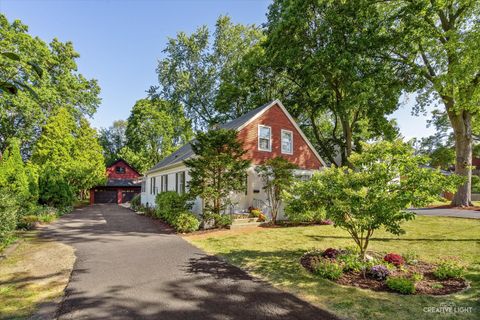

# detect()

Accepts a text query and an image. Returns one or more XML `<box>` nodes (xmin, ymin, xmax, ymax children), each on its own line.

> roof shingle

<box><xmin>147</xmin><ymin>101</ymin><xmax>274</xmax><ymax>173</ymax></box>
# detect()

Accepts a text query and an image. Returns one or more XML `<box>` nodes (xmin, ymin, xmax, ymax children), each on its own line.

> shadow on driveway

<box><xmin>44</xmin><ymin>204</ymin><xmax>337</xmax><ymax>320</ymax></box>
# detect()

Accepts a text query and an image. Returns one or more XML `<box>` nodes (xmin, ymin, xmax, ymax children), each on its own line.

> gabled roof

<box><xmin>105</xmin><ymin>178</ymin><xmax>142</xmax><ymax>187</ymax></box>
<box><xmin>146</xmin><ymin>99</ymin><xmax>326</xmax><ymax>173</ymax></box>
<box><xmin>107</xmin><ymin>158</ymin><xmax>141</xmax><ymax>176</ymax></box>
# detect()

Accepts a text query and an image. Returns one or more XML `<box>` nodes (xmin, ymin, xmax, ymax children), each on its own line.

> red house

<box><xmin>90</xmin><ymin>159</ymin><xmax>142</xmax><ymax>204</ymax></box>
<box><xmin>141</xmin><ymin>100</ymin><xmax>326</xmax><ymax>217</ymax></box>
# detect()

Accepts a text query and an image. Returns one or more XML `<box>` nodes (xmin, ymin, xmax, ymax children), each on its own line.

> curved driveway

<box><xmin>43</xmin><ymin>204</ymin><xmax>337</xmax><ymax>320</ymax></box>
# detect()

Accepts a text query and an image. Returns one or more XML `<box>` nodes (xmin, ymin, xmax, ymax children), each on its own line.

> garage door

<box><xmin>94</xmin><ymin>190</ymin><xmax>117</xmax><ymax>203</ymax></box>
<box><xmin>121</xmin><ymin>191</ymin><xmax>138</xmax><ymax>203</ymax></box>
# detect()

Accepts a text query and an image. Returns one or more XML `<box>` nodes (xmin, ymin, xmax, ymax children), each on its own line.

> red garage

<box><xmin>90</xmin><ymin>159</ymin><xmax>142</xmax><ymax>204</ymax></box>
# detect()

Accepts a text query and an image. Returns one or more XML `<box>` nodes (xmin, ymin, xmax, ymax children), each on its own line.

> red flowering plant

<box><xmin>384</xmin><ymin>253</ymin><xmax>405</xmax><ymax>267</ymax></box>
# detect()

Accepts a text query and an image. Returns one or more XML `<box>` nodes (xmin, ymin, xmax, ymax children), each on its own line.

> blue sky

<box><xmin>1</xmin><ymin>0</ymin><xmax>435</xmax><ymax>140</ymax></box>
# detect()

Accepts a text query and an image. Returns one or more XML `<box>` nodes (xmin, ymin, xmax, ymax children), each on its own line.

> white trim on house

<box><xmin>281</xmin><ymin>129</ymin><xmax>293</xmax><ymax>155</ymax></box>
<box><xmin>258</xmin><ymin>124</ymin><xmax>272</xmax><ymax>152</ymax></box>
<box><xmin>235</xmin><ymin>99</ymin><xmax>327</xmax><ymax>167</ymax></box>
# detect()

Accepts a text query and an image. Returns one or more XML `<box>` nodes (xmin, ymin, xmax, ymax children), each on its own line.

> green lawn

<box><xmin>185</xmin><ymin>216</ymin><xmax>480</xmax><ymax>320</ymax></box>
<box><xmin>0</xmin><ymin>231</ymin><xmax>75</xmax><ymax>319</ymax></box>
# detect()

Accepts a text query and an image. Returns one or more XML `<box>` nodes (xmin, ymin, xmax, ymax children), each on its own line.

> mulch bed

<box><xmin>301</xmin><ymin>253</ymin><xmax>469</xmax><ymax>295</ymax></box>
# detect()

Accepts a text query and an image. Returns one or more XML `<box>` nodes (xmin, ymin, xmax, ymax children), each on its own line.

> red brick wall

<box><xmin>237</xmin><ymin>104</ymin><xmax>323</xmax><ymax>170</ymax></box>
<box><xmin>106</xmin><ymin>160</ymin><xmax>140</xmax><ymax>179</ymax></box>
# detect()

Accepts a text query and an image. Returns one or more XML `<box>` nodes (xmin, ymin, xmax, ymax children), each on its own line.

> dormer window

<box><xmin>281</xmin><ymin>130</ymin><xmax>293</xmax><ymax>154</ymax></box>
<box><xmin>258</xmin><ymin>125</ymin><xmax>271</xmax><ymax>151</ymax></box>
<box><xmin>115</xmin><ymin>166</ymin><xmax>126</xmax><ymax>174</ymax></box>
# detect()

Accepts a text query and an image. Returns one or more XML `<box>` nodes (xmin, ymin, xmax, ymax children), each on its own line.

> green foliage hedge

<box><xmin>172</xmin><ymin>212</ymin><xmax>200</xmax><ymax>233</ymax></box>
<box><xmin>0</xmin><ymin>192</ymin><xmax>19</xmax><ymax>243</ymax></box>
<box><xmin>154</xmin><ymin>192</ymin><xmax>198</xmax><ymax>232</ymax></box>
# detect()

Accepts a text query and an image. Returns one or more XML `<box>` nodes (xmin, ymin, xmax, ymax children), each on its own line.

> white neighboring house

<box><xmin>141</xmin><ymin>100</ymin><xmax>327</xmax><ymax>219</ymax></box>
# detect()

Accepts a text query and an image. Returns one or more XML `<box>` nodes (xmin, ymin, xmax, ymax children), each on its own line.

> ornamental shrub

<box><xmin>249</xmin><ymin>209</ymin><xmax>262</xmax><ymax>218</ymax></box>
<box><xmin>0</xmin><ymin>192</ymin><xmax>19</xmax><ymax>244</ymax></box>
<box><xmin>257</xmin><ymin>213</ymin><xmax>267</xmax><ymax>222</ymax></box>
<box><xmin>386</xmin><ymin>276</ymin><xmax>416</xmax><ymax>294</ymax></box>
<box><xmin>338</xmin><ymin>252</ymin><xmax>369</xmax><ymax>272</ymax></box>
<box><xmin>433</xmin><ymin>258</ymin><xmax>466</xmax><ymax>279</ymax></box>
<box><xmin>172</xmin><ymin>212</ymin><xmax>200</xmax><ymax>233</ymax></box>
<box><xmin>130</xmin><ymin>194</ymin><xmax>141</xmax><ymax>211</ymax></box>
<box><xmin>311</xmin><ymin>257</ymin><xmax>344</xmax><ymax>280</ymax></box>
<box><xmin>18</xmin><ymin>215</ymin><xmax>40</xmax><ymax>230</ymax></box>
<box><xmin>155</xmin><ymin>191</ymin><xmax>192</xmax><ymax>224</ymax></box>
<box><xmin>203</xmin><ymin>212</ymin><xmax>232</xmax><ymax>229</ymax></box>
<box><xmin>367</xmin><ymin>265</ymin><xmax>390</xmax><ymax>281</ymax></box>
<box><xmin>384</xmin><ymin>253</ymin><xmax>405</xmax><ymax>267</ymax></box>
<box><xmin>38</xmin><ymin>170</ymin><xmax>75</xmax><ymax>207</ymax></box>
<box><xmin>322</xmin><ymin>248</ymin><xmax>340</xmax><ymax>259</ymax></box>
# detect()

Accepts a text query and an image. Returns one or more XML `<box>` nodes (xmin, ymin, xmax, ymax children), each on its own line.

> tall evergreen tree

<box><xmin>71</xmin><ymin>118</ymin><xmax>106</xmax><ymax>198</ymax></box>
<box><xmin>184</xmin><ymin>129</ymin><xmax>250</xmax><ymax>214</ymax></box>
<box><xmin>0</xmin><ymin>138</ymin><xmax>30</xmax><ymax>202</ymax></box>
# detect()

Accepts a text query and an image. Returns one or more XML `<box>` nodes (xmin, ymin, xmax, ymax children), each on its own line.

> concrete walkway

<box><xmin>410</xmin><ymin>207</ymin><xmax>480</xmax><ymax>219</ymax></box>
<box><xmin>42</xmin><ymin>204</ymin><xmax>337</xmax><ymax>320</ymax></box>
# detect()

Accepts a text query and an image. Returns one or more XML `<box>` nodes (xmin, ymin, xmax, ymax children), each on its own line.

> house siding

<box><xmin>141</xmin><ymin>165</ymin><xmax>203</xmax><ymax>214</ymax></box>
<box><xmin>107</xmin><ymin>160</ymin><xmax>140</xmax><ymax>179</ymax></box>
<box><xmin>236</xmin><ymin>104</ymin><xmax>323</xmax><ymax>170</ymax></box>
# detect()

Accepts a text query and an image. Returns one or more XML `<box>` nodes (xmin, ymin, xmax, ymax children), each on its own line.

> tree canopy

<box><xmin>0</xmin><ymin>14</ymin><xmax>101</xmax><ymax>157</ymax></box>
<box><xmin>124</xmin><ymin>99</ymin><xmax>192</xmax><ymax>172</ymax></box>
<box><xmin>385</xmin><ymin>0</ymin><xmax>480</xmax><ymax>205</ymax></box>
<box><xmin>153</xmin><ymin>15</ymin><xmax>264</xmax><ymax>130</ymax></box>
<box><xmin>265</xmin><ymin>0</ymin><xmax>403</xmax><ymax>165</ymax></box>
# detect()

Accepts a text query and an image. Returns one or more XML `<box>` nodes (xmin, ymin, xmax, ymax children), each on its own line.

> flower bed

<box><xmin>301</xmin><ymin>249</ymin><xmax>468</xmax><ymax>295</ymax></box>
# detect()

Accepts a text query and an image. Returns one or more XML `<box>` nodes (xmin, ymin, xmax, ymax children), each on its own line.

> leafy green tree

<box><xmin>0</xmin><ymin>51</ymin><xmax>42</xmax><ymax>97</ymax></box>
<box><xmin>265</xmin><ymin>0</ymin><xmax>403</xmax><ymax>165</ymax></box>
<box><xmin>71</xmin><ymin>118</ymin><xmax>106</xmax><ymax>198</ymax></box>
<box><xmin>296</xmin><ymin>140</ymin><xmax>463</xmax><ymax>259</ymax></box>
<box><xmin>31</xmin><ymin>107</ymin><xmax>76</xmax><ymax>174</ymax></box>
<box><xmin>124</xmin><ymin>99</ymin><xmax>193</xmax><ymax>172</ymax></box>
<box><xmin>153</xmin><ymin>15</ymin><xmax>262</xmax><ymax>130</ymax></box>
<box><xmin>0</xmin><ymin>14</ymin><xmax>100</xmax><ymax>156</ymax></box>
<box><xmin>184</xmin><ymin>129</ymin><xmax>250</xmax><ymax>215</ymax></box>
<box><xmin>255</xmin><ymin>157</ymin><xmax>297</xmax><ymax>224</ymax></box>
<box><xmin>32</xmin><ymin>107</ymin><xmax>103</xmax><ymax>203</ymax></box>
<box><xmin>32</xmin><ymin>107</ymin><xmax>76</xmax><ymax>205</ymax></box>
<box><xmin>386</xmin><ymin>0</ymin><xmax>480</xmax><ymax>206</ymax></box>
<box><xmin>99</xmin><ymin>120</ymin><xmax>128</xmax><ymax>165</ymax></box>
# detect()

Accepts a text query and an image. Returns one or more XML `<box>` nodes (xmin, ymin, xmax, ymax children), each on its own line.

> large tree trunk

<box><xmin>448</xmin><ymin>109</ymin><xmax>473</xmax><ymax>207</ymax></box>
<box><xmin>340</xmin><ymin>116</ymin><xmax>353</xmax><ymax>166</ymax></box>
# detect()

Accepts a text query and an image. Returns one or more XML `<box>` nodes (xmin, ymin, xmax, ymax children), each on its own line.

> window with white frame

<box><xmin>258</xmin><ymin>125</ymin><xmax>271</xmax><ymax>151</ymax></box>
<box><xmin>281</xmin><ymin>129</ymin><xmax>293</xmax><ymax>154</ymax></box>
<box><xmin>176</xmin><ymin>171</ymin><xmax>185</xmax><ymax>194</ymax></box>
<box><xmin>161</xmin><ymin>174</ymin><xmax>168</xmax><ymax>192</ymax></box>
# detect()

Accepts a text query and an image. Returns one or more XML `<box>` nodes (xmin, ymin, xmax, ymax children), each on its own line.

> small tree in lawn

<box><xmin>303</xmin><ymin>140</ymin><xmax>463</xmax><ymax>260</ymax></box>
<box><xmin>184</xmin><ymin>129</ymin><xmax>250</xmax><ymax>215</ymax></box>
<box><xmin>255</xmin><ymin>157</ymin><xmax>297</xmax><ymax>224</ymax></box>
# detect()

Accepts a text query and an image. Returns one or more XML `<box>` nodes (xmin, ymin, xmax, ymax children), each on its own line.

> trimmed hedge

<box><xmin>154</xmin><ymin>192</ymin><xmax>198</xmax><ymax>233</ymax></box>
<box><xmin>172</xmin><ymin>212</ymin><xmax>200</xmax><ymax>233</ymax></box>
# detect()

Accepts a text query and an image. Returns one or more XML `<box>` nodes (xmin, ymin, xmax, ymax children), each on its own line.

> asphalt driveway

<box><xmin>410</xmin><ymin>207</ymin><xmax>480</xmax><ymax>219</ymax></box>
<box><xmin>42</xmin><ymin>204</ymin><xmax>337</xmax><ymax>320</ymax></box>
